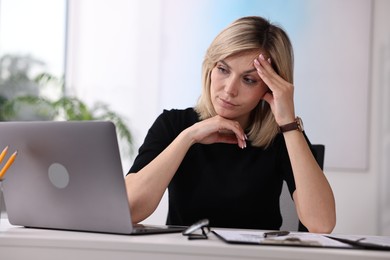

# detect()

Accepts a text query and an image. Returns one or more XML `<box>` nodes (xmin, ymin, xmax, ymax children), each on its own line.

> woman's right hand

<box><xmin>186</xmin><ymin>115</ymin><xmax>247</xmax><ymax>149</ymax></box>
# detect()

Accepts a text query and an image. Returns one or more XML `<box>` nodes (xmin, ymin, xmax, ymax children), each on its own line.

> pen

<box><xmin>0</xmin><ymin>150</ymin><xmax>17</xmax><ymax>180</ymax></box>
<box><xmin>263</xmin><ymin>231</ymin><xmax>290</xmax><ymax>238</ymax></box>
<box><xmin>0</xmin><ymin>146</ymin><xmax>8</xmax><ymax>164</ymax></box>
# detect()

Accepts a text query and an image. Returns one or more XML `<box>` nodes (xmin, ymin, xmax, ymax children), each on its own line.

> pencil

<box><xmin>0</xmin><ymin>146</ymin><xmax>8</xmax><ymax>164</ymax></box>
<box><xmin>0</xmin><ymin>150</ymin><xmax>17</xmax><ymax>180</ymax></box>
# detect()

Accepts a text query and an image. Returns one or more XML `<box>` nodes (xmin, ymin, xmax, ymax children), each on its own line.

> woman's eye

<box><xmin>217</xmin><ymin>66</ymin><xmax>228</xmax><ymax>74</ymax></box>
<box><xmin>244</xmin><ymin>77</ymin><xmax>256</xmax><ymax>84</ymax></box>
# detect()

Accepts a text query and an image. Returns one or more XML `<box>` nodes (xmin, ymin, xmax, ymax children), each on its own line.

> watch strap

<box><xmin>279</xmin><ymin>117</ymin><xmax>303</xmax><ymax>133</ymax></box>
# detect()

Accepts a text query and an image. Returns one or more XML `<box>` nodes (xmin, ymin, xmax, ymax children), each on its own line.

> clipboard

<box><xmin>326</xmin><ymin>235</ymin><xmax>390</xmax><ymax>251</ymax></box>
<box><xmin>213</xmin><ymin>229</ymin><xmax>390</xmax><ymax>251</ymax></box>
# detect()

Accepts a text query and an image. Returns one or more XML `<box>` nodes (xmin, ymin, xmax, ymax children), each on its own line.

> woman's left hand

<box><xmin>254</xmin><ymin>53</ymin><xmax>296</xmax><ymax>126</ymax></box>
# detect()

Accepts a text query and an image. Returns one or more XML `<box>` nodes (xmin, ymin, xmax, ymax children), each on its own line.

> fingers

<box><xmin>217</xmin><ymin>130</ymin><xmax>245</xmax><ymax>148</ymax></box>
<box><xmin>193</xmin><ymin>116</ymin><xmax>247</xmax><ymax>149</ymax></box>
<box><xmin>253</xmin><ymin>54</ymin><xmax>284</xmax><ymax>90</ymax></box>
<box><xmin>253</xmin><ymin>54</ymin><xmax>296</xmax><ymax>125</ymax></box>
<box><xmin>254</xmin><ymin>53</ymin><xmax>295</xmax><ymax>105</ymax></box>
<box><xmin>217</xmin><ymin>121</ymin><xmax>247</xmax><ymax>149</ymax></box>
<box><xmin>218</xmin><ymin>127</ymin><xmax>248</xmax><ymax>149</ymax></box>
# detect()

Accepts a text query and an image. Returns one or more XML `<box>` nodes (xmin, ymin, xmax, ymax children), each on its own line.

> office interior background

<box><xmin>0</xmin><ymin>0</ymin><xmax>389</xmax><ymax>236</ymax></box>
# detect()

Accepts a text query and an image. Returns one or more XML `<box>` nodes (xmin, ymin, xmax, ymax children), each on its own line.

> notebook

<box><xmin>0</xmin><ymin>120</ymin><xmax>185</xmax><ymax>235</ymax></box>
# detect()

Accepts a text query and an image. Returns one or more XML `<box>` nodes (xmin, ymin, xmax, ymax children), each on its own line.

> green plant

<box><xmin>1</xmin><ymin>94</ymin><xmax>134</xmax><ymax>156</ymax></box>
<box><xmin>0</xmin><ymin>55</ymin><xmax>133</xmax><ymax>156</ymax></box>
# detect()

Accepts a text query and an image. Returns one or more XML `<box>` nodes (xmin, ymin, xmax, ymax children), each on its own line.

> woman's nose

<box><xmin>224</xmin><ymin>77</ymin><xmax>239</xmax><ymax>97</ymax></box>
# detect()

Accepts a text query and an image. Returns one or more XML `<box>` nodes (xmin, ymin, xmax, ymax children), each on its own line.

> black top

<box><xmin>129</xmin><ymin>108</ymin><xmax>309</xmax><ymax>230</ymax></box>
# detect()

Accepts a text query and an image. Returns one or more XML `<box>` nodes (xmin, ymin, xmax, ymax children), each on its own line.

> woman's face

<box><xmin>210</xmin><ymin>51</ymin><xmax>269</xmax><ymax>128</ymax></box>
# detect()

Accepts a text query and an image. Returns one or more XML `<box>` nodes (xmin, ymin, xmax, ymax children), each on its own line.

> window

<box><xmin>0</xmin><ymin>0</ymin><xmax>67</xmax><ymax>119</ymax></box>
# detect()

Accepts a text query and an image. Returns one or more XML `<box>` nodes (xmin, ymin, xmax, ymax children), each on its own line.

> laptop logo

<box><xmin>48</xmin><ymin>163</ymin><xmax>70</xmax><ymax>189</ymax></box>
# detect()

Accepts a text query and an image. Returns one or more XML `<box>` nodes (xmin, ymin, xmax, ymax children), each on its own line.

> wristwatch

<box><xmin>279</xmin><ymin>117</ymin><xmax>304</xmax><ymax>133</ymax></box>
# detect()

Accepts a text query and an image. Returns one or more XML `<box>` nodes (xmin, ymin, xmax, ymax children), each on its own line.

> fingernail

<box><xmin>259</xmin><ymin>54</ymin><xmax>265</xmax><ymax>60</ymax></box>
<box><xmin>254</xmin><ymin>60</ymin><xmax>262</xmax><ymax>73</ymax></box>
<box><xmin>267</xmin><ymin>58</ymin><xmax>271</xmax><ymax>64</ymax></box>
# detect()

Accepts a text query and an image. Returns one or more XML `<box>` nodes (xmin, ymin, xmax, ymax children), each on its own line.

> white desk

<box><xmin>0</xmin><ymin>220</ymin><xmax>389</xmax><ymax>260</ymax></box>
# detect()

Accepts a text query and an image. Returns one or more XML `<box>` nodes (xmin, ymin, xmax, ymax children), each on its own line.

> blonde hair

<box><xmin>195</xmin><ymin>16</ymin><xmax>294</xmax><ymax>148</ymax></box>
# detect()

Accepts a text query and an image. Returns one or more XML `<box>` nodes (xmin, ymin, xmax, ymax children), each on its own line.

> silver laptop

<box><xmin>0</xmin><ymin>120</ymin><xmax>184</xmax><ymax>235</ymax></box>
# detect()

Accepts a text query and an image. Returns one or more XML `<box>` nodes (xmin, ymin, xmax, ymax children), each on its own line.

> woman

<box><xmin>125</xmin><ymin>16</ymin><xmax>336</xmax><ymax>233</ymax></box>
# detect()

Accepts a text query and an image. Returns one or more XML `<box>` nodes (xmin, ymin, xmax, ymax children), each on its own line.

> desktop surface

<box><xmin>1</xmin><ymin>219</ymin><xmax>389</xmax><ymax>260</ymax></box>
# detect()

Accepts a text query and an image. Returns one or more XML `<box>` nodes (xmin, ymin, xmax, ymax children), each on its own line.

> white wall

<box><xmin>66</xmin><ymin>0</ymin><xmax>163</xmax><ymax>172</ymax></box>
<box><xmin>370</xmin><ymin>0</ymin><xmax>390</xmax><ymax>235</ymax></box>
<box><xmin>324</xmin><ymin>0</ymin><xmax>390</xmax><ymax>236</ymax></box>
<box><xmin>66</xmin><ymin>0</ymin><xmax>390</xmax><ymax>235</ymax></box>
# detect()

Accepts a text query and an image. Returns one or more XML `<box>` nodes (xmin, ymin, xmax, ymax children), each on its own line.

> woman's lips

<box><xmin>218</xmin><ymin>97</ymin><xmax>238</xmax><ymax>108</ymax></box>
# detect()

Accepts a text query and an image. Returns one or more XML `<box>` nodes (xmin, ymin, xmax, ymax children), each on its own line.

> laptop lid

<box><xmin>0</xmin><ymin>120</ymin><xmax>135</xmax><ymax>234</ymax></box>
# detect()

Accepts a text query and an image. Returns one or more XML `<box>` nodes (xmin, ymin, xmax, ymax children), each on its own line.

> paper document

<box><xmin>213</xmin><ymin>229</ymin><xmax>353</xmax><ymax>248</ymax></box>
